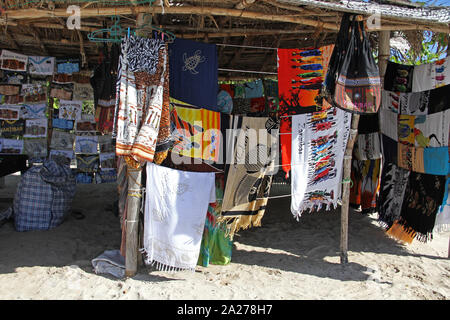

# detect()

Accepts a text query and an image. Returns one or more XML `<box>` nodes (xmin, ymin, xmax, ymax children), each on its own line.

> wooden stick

<box><xmin>340</xmin><ymin>114</ymin><xmax>360</xmax><ymax>264</ymax></box>
<box><xmin>124</xmin><ymin>167</ymin><xmax>143</xmax><ymax>278</ymax></box>
<box><xmin>124</xmin><ymin>13</ymin><xmax>152</xmax><ymax>278</ymax></box>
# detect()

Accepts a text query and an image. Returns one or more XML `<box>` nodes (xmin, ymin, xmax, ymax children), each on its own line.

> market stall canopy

<box><xmin>0</xmin><ymin>0</ymin><xmax>449</xmax><ymax>79</ymax></box>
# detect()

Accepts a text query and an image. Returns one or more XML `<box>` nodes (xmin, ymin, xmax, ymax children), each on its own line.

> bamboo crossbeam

<box><xmin>3</xmin><ymin>5</ymin><xmax>449</xmax><ymax>33</ymax></box>
<box><xmin>3</xmin><ymin>5</ymin><xmax>341</xmax><ymax>30</ymax></box>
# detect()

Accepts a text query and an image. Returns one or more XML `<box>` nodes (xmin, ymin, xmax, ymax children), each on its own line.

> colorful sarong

<box><xmin>169</xmin><ymin>98</ymin><xmax>221</xmax><ymax>163</ymax></box>
<box><xmin>277</xmin><ymin>45</ymin><xmax>334</xmax><ymax>179</ymax></box>
<box><xmin>198</xmin><ymin>173</ymin><xmax>233</xmax><ymax>267</ymax></box>
<box><xmin>290</xmin><ymin>106</ymin><xmax>351</xmax><ymax>218</ymax></box>
<box><xmin>219</xmin><ymin>116</ymin><xmax>279</xmax><ymax>239</ymax></box>
<box><xmin>115</xmin><ymin>35</ymin><xmax>167</xmax><ymax>164</ymax></box>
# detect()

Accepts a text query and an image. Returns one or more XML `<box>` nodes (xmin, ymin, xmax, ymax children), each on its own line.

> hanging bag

<box><xmin>333</xmin><ymin>18</ymin><xmax>381</xmax><ymax>114</ymax></box>
<box><xmin>324</xmin><ymin>13</ymin><xmax>352</xmax><ymax>98</ymax></box>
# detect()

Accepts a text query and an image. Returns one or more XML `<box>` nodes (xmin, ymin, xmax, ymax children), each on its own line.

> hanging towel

<box><xmin>143</xmin><ymin>162</ymin><xmax>216</xmax><ymax>272</ymax></box>
<box><xmin>169</xmin><ymin>38</ymin><xmax>218</xmax><ymax>111</ymax></box>
<box><xmin>290</xmin><ymin>106</ymin><xmax>351</xmax><ymax>218</ymax></box>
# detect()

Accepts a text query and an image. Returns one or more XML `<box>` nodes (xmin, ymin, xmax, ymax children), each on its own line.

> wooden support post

<box><xmin>124</xmin><ymin>12</ymin><xmax>151</xmax><ymax>278</ymax></box>
<box><xmin>340</xmin><ymin>114</ymin><xmax>360</xmax><ymax>264</ymax></box>
<box><xmin>124</xmin><ymin>167</ymin><xmax>143</xmax><ymax>278</ymax></box>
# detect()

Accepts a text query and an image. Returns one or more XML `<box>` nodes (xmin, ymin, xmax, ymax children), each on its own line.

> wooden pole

<box><xmin>124</xmin><ymin>167</ymin><xmax>142</xmax><ymax>277</ymax></box>
<box><xmin>124</xmin><ymin>12</ymin><xmax>151</xmax><ymax>278</ymax></box>
<box><xmin>340</xmin><ymin>115</ymin><xmax>359</xmax><ymax>264</ymax></box>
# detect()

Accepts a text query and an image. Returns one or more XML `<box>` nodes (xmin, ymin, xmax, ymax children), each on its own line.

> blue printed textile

<box><xmin>13</xmin><ymin>159</ymin><xmax>76</xmax><ymax>231</ymax></box>
<box><xmin>169</xmin><ymin>38</ymin><xmax>218</xmax><ymax>111</ymax></box>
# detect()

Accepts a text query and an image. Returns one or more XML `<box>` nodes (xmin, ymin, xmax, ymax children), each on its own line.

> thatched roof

<box><xmin>0</xmin><ymin>0</ymin><xmax>449</xmax><ymax>79</ymax></box>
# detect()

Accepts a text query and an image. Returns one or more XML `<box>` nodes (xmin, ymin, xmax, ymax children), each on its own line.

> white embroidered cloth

<box><xmin>143</xmin><ymin>162</ymin><xmax>215</xmax><ymax>271</ymax></box>
<box><xmin>290</xmin><ymin>107</ymin><xmax>351</xmax><ymax>219</ymax></box>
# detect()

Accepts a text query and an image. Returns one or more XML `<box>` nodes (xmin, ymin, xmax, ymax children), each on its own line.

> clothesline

<box><xmin>218</xmin><ymin>68</ymin><xmax>278</xmax><ymax>75</ymax></box>
<box><xmin>215</xmin><ymin>43</ymin><xmax>277</xmax><ymax>51</ymax></box>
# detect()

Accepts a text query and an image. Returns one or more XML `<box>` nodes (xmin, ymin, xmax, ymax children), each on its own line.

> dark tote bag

<box><xmin>324</xmin><ymin>13</ymin><xmax>352</xmax><ymax>98</ymax></box>
<box><xmin>332</xmin><ymin>18</ymin><xmax>381</xmax><ymax>114</ymax></box>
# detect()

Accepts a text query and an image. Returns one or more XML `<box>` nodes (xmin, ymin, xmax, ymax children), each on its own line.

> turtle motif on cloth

<box><xmin>182</xmin><ymin>50</ymin><xmax>206</xmax><ymax>75</ymax></box>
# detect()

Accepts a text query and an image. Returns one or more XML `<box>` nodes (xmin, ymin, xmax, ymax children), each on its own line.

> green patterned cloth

<box><xmin>198</xmin><ymin>173</ymin><xmax>233</xmax><ymax>267</ymax></box>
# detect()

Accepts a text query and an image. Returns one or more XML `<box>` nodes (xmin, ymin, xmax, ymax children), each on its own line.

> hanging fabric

<box><xmin>277</xmin><ymin>45</ymin><xmax>334</xmax><ymax>179</ymax></box>
<box><xmin>142</xmin><ymin>162</ymin><xmax>216</xmax><ymax>272</ymax></box>
<box><xmin>169</xmin><ymin>98</ymin><xmax>221</xmax><ymax>163</ymax></box>
<box><xmin>114</xmin><ymin>35</ymin><xmax>167</xmax><ymax>164</ymax></box>
<box><xmin>290</xmin><ymin>105</ymin><xmax>351</xmax><ymax>218</ymax></box>
<box><xmin>219</xmin><ymin>116</ymin><xmax>279</xmax><ymax>239</ymax></box>
<box><xmin>198</xmin><ymin>173</ymin><xmax>233</xmax><ymax>267</ymax></box>
<box><xmin>169</xmin><ymin>38</ymin><xmax>218</xmax><ymax>111</ymax></box>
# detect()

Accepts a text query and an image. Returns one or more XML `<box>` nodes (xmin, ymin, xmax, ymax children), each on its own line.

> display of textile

<box><xmin>392</xmin><ymin>171</ymin><xmax>447</xmax><ymax>242</ymax></box>
<box><xmin>434</xmin><ymin>176</ymin><xmax>450</xmax><ymax>232</ymax></box>
<box><xmin>277</xmin><ymin>45</ymin><xmax>334</xmax><ymax>179</ymax></box>
<box><xmin>231</xmin><ymin>98</ymin><xmax>252</xmax><ymax>115</ymax></box>
<box><xmin>349</xmin><ymin>113</ymin><xmax>382</xmax><ymax>213</ymax></box>
<box><xmin>169</xmin><ymin>38</ymin><xmax>218</xmax><ymax>111</ymax></box>
<box><xmin>75</xmin><ymin>135</ymin><xmax>98</xmax><ymax>154</ymax></box>
<box><xmin>115</xmin><ymin>35</ymin><xmax>167</xmax><ymax>164</ymax></box>
<box><xmin>23</xmin><ymin>138</ymin><xmax>47</xmax><ymax>159</ymax></box>
<box><xmin>52</xmin><ymin>118</ymin><xmax>74</xmax><ymax>130</ymax></box>
<box><xmin>198</xmin><ymin>173</ymin><xmax>233</xmax><ymax>267</ymax></box>
<box><xmin>13</xmin><ymin>158</ymin><xmax>76</xmax><ymax>232</ymax></box>
<box><xmin>350</xmin><ymin>159</ymin><xmax>381</xmax><ymax>214</ymax></box>
<box><xmin>50</xmin><ymin>130</ymin><xmax>74</xmax><ymax>150</ymax></box>
<box><xmin>0</xmin><ymin>138</ymin><xmax>23</xmax><ymax>154</ymax></box>
<box><xmin>0</xmin><ymin>119</ymin><xmax>25</xmax><ymax>138</ymax></box>
<box><xmin>24</xmin><ymin>118</ymin><xmax>47</xmax><ymax>138</ymax></box>
<box><xmin>20</xmin><ymin>103</ymin><xmax>47</xmax><ymax>119</ymax></box>
<box><xmin>220</xmin><ymin>116</ymin><xmax>279</xmax><ymax>239</ymax></box>
<box><xmin>50</xmin><ymin>83</ymin><xmax>73</xmax><ymax>100</ymax></box>
<box><xmin>381</xmin><ymin>85</ymin><xmax>449</xmax><ymax>115</ymax></box>
<box><xmin>0</xmin><ymin>50</ymin><xmax>28</xmax><ymax>72</ymax></box>
<box><xmin>20</xmin><ymin>83</ymin><xmax>47</xmax><ymax>103</ymax></box>
<box><xmin>290</xmin><ymin>106</ymin><xmax>351</xmax><ymax>218</ymax></box>
<box><xmin>380</xmin><ymin>108</ymin><xmax>450</xmax><ymax>148</ymax></box>
<box><xmin>0</xmin><ymin>105</ymin><xmax>20</xmax><ymax>120</ymax></box>
<box><xmin>169</xmin><ymin>98</ymin><xmax>221</xmax><ymax>163</ymax></box>
<box><xmin>217</xmin><ymin>90</ymin><xmax>233</xmax><ymax>114</ymax></box>
<box><xmin>154</xmin><ymin>56</ymin><xmax>172</xmax><ymax>164</ymax></box>
<box><xmin>95</xmin><ymin>99</ymin><xmax>115</xmax><ymax>134</ymax></box>
<box><xmin>56</xmin><ymin>57</ymin><xmax>80</xmax><ymax>74</ymax></box>
<box><xmin>76</xmin><ymin>154</ymin><xmax>99</xmax><ymax>173</ymax></box>
<box><xmin>382</xmin><ymin>131</ymin><xmax>449</xmax><ymax>176</ymax></box>
<box><xmin>73</xmin><ymin>82</ymin><xmax>94</xmax><ymax>101</ymax></box>
<box><xmin>384</xmin><ymin>61</ymin><xmax>414</xmax><ymax>93</ymax></box>
<box><xmin>412</xmin><ymin>57</ymin><xmax>450</xmax><ymax>92</ymax></box>
<box><xmin>143</xmin><ymin>162</ymin><xmax>216</xmax><ymax>271</ymax></box>
<box><xmin>243</xmin><ymin>79</ymin><xmax>264</xmax><ymax>99</ymax></box>
<box><xmin>28</xmin><ymin>56</ymin><xmax>55</xmax><ymax>76</ymax></box>
<box><xmin>1</xmin><ymin>70</ymin><xmax>27</xmax><ymax>84</ymax></box>
<box><xmin>95</xmin><ymin>169</ymin><xmax>117</xmax><ymax>184</ymax></box>
<box><xmin>58</xmin><ymin>99</ymin><xmax>82</xmax><ymax>121</ymax></box>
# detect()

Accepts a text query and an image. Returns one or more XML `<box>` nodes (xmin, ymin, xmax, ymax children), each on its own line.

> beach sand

<box><xmin>0</xmin><ymin>172</ymin><xmax>449</xmax><ymax>300</ymax></box>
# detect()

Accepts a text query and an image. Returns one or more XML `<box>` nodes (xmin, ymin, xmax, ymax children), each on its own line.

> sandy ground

<box><xmin>0</xmin><ymin>172</ymin><xmax>449</xmax><ymax>300</ymax></box>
